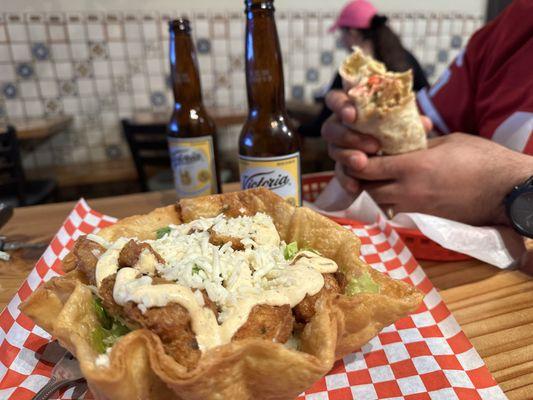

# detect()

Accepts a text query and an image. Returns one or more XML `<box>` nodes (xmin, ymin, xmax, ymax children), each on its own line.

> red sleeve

<box><xmin>417</xmin><ymin>0</ymin><xmax>533</xmax><ymax>155</ymax></box>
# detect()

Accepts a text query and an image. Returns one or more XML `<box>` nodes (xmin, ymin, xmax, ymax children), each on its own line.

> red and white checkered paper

<box><xmin>0</xmin><ymin>199</ymin><xmax>506</xmax><ymax>400</ymax></box>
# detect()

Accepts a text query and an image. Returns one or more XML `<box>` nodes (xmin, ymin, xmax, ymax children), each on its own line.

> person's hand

<box><xmin>321</xmin><ymin>90</ymin><xmax>432</xmax><ymax>192</ymax></box>
<box><xmin>336</xmin><ymin>133</ymin><xmax>533</xmax><ymax>226</ymax></box>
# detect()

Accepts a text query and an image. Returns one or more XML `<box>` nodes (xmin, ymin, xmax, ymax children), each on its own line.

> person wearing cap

<box><xmin>321</xmin><ymin>0</ymin><xmax>533</xmax><ymax>228</ymax></box>
<box><xmin>298</xmin><ymin>0</ymin><xmax>428</xmax><ymax>138</ymax></box>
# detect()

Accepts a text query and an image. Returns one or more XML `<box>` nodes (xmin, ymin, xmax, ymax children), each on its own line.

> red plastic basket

<box><xmin>301</xmin><ymin>173</ymin><xmax>471</xmax><ymax>261</ymax></box>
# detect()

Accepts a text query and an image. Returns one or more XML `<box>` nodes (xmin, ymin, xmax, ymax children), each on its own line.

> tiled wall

<box><xmin>0</xmin><ymin>11</ymin><xmax>483</xmax><ymax>170</ymax></box>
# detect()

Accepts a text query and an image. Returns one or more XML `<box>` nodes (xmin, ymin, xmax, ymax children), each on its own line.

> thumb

<box><xmin>325</xmin><ymin>90</ymin><xmax>357</xmax><ymax>124</ymax></box>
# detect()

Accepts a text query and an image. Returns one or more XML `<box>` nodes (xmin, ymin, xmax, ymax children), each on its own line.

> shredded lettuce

<box><xmin>192</xmin><ymin>265</ymin><xmax>201</xmax><ymax>275</ymax></box>
<box><xmin>156</xmin><ymin>226</ymin><xmax>171</xmax><ymax>239</ymax></box>
<box><xmin>92</xmin><ymin>297</ymin><xmax>130</xmax><ymax>354</ymax></box>
<box><xmin>284</xmin><ymin>242</ymin><xmax>299</xmax><ymax>260</ymax></box>
<box><xmin>345</xmin><ymin>272</ymin><xmax>380</xmax><ymax>296</ymax></box>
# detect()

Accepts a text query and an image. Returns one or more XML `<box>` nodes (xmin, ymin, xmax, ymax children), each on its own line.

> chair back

<box><xmin>121</xmin><ymin>119</ymin><xmax>169</xmax><ymax>192</ymax></box>
<box><xmin>0</xmin><ymin>126</ymin><xmax>27</xmax><ymax>205</ymax></box>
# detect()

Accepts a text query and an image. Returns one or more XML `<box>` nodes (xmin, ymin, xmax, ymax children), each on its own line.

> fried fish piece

<box><xmin>123</xmin><ymin>301</ymin><xmax>201</xmax><ymax>370</ymax></box>
<box><xmin>98</xmin><ymin>274</ymin><xmax>217</xmax><ymax>370</ymax></box>
<box><xmin>208</xmin><ymin>228</ymin><xmax>244</xmax><ymax>251</ymax></box>
<box><xmin>232</xmin><ymin>304</ymin><xmax>294</xmax><ymax>343</ymax></box>
<box><xmin>293</xmin><ymin>274</ymin><xmax>341</xmax><ymax>323</ymax></box>
<box><xmin>118</xmin><ymin>239</ymin><xmax>164</xmax><ymax>269</ymax></box>
<box><xmin>62</xmin><ymin>236</ymin><xmax>105</xmax><ymax>285</ymax></box>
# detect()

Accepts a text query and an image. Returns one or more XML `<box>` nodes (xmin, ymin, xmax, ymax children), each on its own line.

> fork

<box><xmin>32</xmin><ymin>351</ymin><xmax>86</xmax><ymax>400</ymax></box>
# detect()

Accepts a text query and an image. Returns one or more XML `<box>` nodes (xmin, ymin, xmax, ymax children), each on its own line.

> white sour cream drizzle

<box><xmin>93</xmin><ymin>213</ymin><xmax>338</xmax><ymax>351</ymax></box>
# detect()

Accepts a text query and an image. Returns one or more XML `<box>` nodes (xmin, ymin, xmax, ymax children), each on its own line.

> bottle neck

<box><xmin>244</xmin><ymin>5</ymin><xmax>286</xmax><ymax>117</ymax></box>
<box><xmin>169</xmin><ymin>30</ymin><xmax>203</xmax><ymax>108</ymax></box>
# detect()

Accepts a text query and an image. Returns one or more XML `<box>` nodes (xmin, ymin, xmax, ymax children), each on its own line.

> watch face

<box><xmin>510</xmin><ymin>191</ymin><xmax>533</xmax><ymax>235</ymax></box>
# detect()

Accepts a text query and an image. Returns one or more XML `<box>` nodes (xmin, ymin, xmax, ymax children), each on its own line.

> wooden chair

<box><xmin>0</xmin><ymin>125</ymin><xmax>57</xmax><ymax>207</ymax></box>
<box><xmin>121</xmin><ymin>119</ymin><xmax>173</xmax><ymax>192</ymax></box>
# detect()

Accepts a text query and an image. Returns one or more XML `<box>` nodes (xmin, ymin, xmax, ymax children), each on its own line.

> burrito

<box><xmin>339</xmin><ymin>47</ymin><xmax>427</xmax><ymax>154</ymax></box>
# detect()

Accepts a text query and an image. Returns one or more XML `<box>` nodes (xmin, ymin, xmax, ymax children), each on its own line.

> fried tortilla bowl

<box><xmin>20</xmin><ymin>188</ymin><xmax>423</xmax><ymax>400</ymax></box>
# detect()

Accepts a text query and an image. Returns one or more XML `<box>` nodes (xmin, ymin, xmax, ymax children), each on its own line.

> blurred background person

<box><xmin>297</xmin><ymin>0</ymin><xmax>429</xmax><ymax>138</ymax></box>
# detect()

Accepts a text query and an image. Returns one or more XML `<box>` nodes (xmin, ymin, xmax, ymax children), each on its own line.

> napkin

<box><xmin>308</xmin><ymin>177</ymin><xmax>525</xmax><ymax>269</ymax></box>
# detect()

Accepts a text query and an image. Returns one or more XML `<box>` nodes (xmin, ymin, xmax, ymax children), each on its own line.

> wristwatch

<box><xmin>505</xmin><ymin>176</ymin><xmax>533</xmax><ymax>238</ymax></box>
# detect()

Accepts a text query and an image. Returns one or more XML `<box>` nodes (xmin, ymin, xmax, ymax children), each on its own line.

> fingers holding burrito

<box><xmin>323</xmin><ymin>91</ymin><xmax>381</xmax><ymax>154</ymax></box>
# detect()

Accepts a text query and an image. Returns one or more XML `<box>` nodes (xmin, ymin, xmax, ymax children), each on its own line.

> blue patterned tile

<box><xmin>306</xmin><ymin>68</ymin><xmax>319</xmax><ymax>82</ymax></box>
<box><xmin>291</xmin><ymin>85</ymin><xmax>304</xmax><ymax>100</ymax></box>
<box><xmin>197</xmin><ymin>38</ymin><xmax>211</xmax><ymax>54</ymax></box>
<box><xmin>31</xmin><ymin>43</ymin><xmax>50</xmax><ymax>60</ymax></box>
<box><xmin>16</xmin><ymin>63</ymin><xmax>34</xmax><ymax>79</ymax></box>
<box><xmin>105</xmin><ymin>144</ymin><xmax>122</xmax><ymax>160</ymax></box>
<box><xmin>424</xmin><ymin>63</ymin><xmax>435</xmax><ymax>78</ymax></box>
<box><xmin>451</xmin><ymin>35</ymin><xmax>462</xmax><ymax>49</ymax></box>
<box><xmin>320</xmin><ymin>51</ymin><xmax>333</xmax><ymax>66</ymax></box>
<box><xmin>2</xmin><ymin>83</ymin><xmax>18</xmax><ymax>99</ymax></box>
<box><xmin>335</xmin><ymin>37</ymin><xmax>344</xmax><ymax>50</ymax></box>
<box><xmin>150</xmin><ymin>91</ymin><xmax>167</xmax><ymax>107</ymax></box>
<box><xmin>438</xmin><ymin>49</ymin><xmax>448</xmax><ymax>63</ymax></box>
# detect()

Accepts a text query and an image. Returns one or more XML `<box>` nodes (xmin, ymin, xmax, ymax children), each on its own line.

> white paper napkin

<box><xmin>306</xmin><ymin>177</ymin><xmax>525</xmax><ymax>268</ymax></box>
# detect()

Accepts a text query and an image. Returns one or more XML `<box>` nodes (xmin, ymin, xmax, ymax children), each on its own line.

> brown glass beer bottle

<box><xmin>238</xmin><ymin>0</ymin><xmax>302</xmax><ymax>206</ymax></box>
<box><xmin>168</xmin><ymin>18</ymin><xmax>221</xmax><ymax>198</ymax></box>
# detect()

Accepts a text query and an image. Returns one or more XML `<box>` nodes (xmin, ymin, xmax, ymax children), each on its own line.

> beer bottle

<box><xmin>239</xmin><ymin>0</ymin><xmax>302</xmax><ymax>206</ymax></box>
<box><xmin>167</xmin><ymin>18</ymin><xmax>221</xmax><ymax>198</ymax></box>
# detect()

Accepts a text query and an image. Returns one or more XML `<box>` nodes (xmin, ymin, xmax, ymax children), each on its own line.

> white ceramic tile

<box><xmin>124</xmin><ymin>23</ymin><xmax>141</xmax><ymax>40</ymax></box>
<box><xmin>213</xmin><ymin>55</ymin><xmax>229</xmax><ymax>71</ymax></box>
<box><xmin>195</xmin><ymin>19</ymin><xmax>209</xmax><ymax>36</ymax></box>
<box><xmin>133</xmin><ymin>92</ymin><xmax>149</xmax><ymax>108</ymax></box>
<box><xmin>5</xmin><ymin>99</ymin><xmax>24</xmax><ymax>118</ymax></box>
<box><xmin>36</xmin><ymin>61</ymin><xmax>55</xmax><ymax>78</ymax></box>
<box><xmin>67</xmin><ymin>24</ymin><xmax>86</xmax><ymax>41</ymax></box>
<box><xmin>229</xmin><ymin>19</ymin><xmax>242</xmax><ymax>39</ymax></box>
<box><xmin>148</xmin><ymin>75</ymin><xmax>164</xmax><ymax>91</ymax></box>
<box><xmin>19</xmin><ymin>80</ymin><xmax>39</xmax><ymax>97</ymax></box>
<box><xmin>107</xmin><ymin>24</ymin><xmax>123</xmax><ymax>40</ymax></box>
<box><xmin>87</xmin><ymin>24</ymin><xmax>105</xmax><ymax>41</ymax></box>
<box><xmin>55</xmin><ymin>62</ymin><xmax>73</xmax><ymax>78</ymax></box>
<box><xmin>126</xmin><ymin>42</ymin><xmax>143</xmax><ymax>57</ymax></box>
<box><xmin>38</xmin><ymin>80</ymin><xmax>58</xmax><ymax>97</ymax></box>
<box><xmin>49</xmin><ymin>25</ymin><xmax>66</xmax><ymax>41</ymax></box>
<box><xmin>90</xmin><ymin>146</ymin><xmax>106</xmax><ymax>161</ymax></box>
<box><xmin>0</xmin><ymin>44</ymin><xmax>10</xmax><ymax>62</ymax></box>
<box><xmin>108</xmin><ymin>42</ymin><xmax>126</xmax><ymax>59</ymax></box>
<box><xmin>77</xmin><ymin>78</ymin><xmax>94</xmax><ymax>95</ymax></box>
<box><xmin>24</xmin><ymin>99</ymin><xmax>43</xmax><ymax>116</ymax></box>
<box><xmin>95</xmin><ymin>78</ymin><xmax>113</xmax><ymax>94</ymax></box>
<box><xmin>10</xmin><ymin>43</ymin><xmax>30</xmax><ymax>61</ymax></box>
<box><xmin>0</xmin><ymin>26</ymin><xmax>7</xmax><ymax>43</ymax></box>
<box><xmin>7</xmin><ymin>24</ymin><xmax>27</xmax><ymax>42</ymax></box>
<box><xmin>70</xmin><ymin>43</ymin><xmax>88</xmax><ymax>60</ymax></box>
<box><xmin>116</xmin><ymin>93</ymin><xmax>132</xmax><ymax>110</ymax></box>
<box><xmin>213</xmin><ymin>20</ymin><xmax>226</xmax><ymax>37</ymax></box>
<box><xmin>28</xmin><ymin>24</ymin><xmax>47</xmax><ymax>41</ymax></box>
<box><xmin>111</xmin><ymin>59</ymin><xmax>127</xmax><ymax>75</ymax></box>
<box><xmin>92</xmin><ymin>60</ymin><xmax>110</xmax><ymax>77</ymax></box>
<box><xmin>61</xmin><ymin>97</ymin><xmax>79</xmax><ymax>114</ymax></box>
<box><xmin>146</xmin><ymin>58</ymin><xmax>160</xmax><ymax>74</ymax></box>
<box><xmin>142</xmin><ymin>22</ymin><xmax>158</xmax><ymax>40</ymax></box>
<box><xmin>50</xmin><ymin>43</ymin><xmax>69</xmax><ymax>60</ymax></box>
<box><xmin>131</xmin><ymin>75</ymin><xmax>146</xmax><ymax>92</ymax></box>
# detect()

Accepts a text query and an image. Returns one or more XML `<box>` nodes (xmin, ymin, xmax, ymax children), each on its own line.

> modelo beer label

<box><xmin>168</xmin><ymin>136</ymin><xmax>218</xmax><ymax>198</ymax></box>
<box><xmin>239</xmin><ymin>152</ymin><xmax>301</xmax><ymax>206</ymax></box>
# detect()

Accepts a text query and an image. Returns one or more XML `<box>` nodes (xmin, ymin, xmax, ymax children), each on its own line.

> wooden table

<box><xmin>1</xmin><ymin>186</ymin><xmax>532</xmax><ymax>399</ymax></box>
<box><xmin>131</xmin><ymin>108</ymin><xmax>246</xmax><ymax>128</ymax></box>
<box><xmin>7</xmin><ymin>115</ymin><xmax>73</xmax><ymax>149</ymax></box>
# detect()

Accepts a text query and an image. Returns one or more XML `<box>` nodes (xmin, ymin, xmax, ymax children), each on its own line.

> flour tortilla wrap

<box><xmin>339</xmin><ymin>47</ymin><xmax>427</xmax><ymax>154</ymax></box>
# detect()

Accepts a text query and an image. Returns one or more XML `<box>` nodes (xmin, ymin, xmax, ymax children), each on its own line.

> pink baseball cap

<box><xmin>328</xmin><ymin>0</ymin><xmax>378</xmax><ymax>33</ymax></box>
